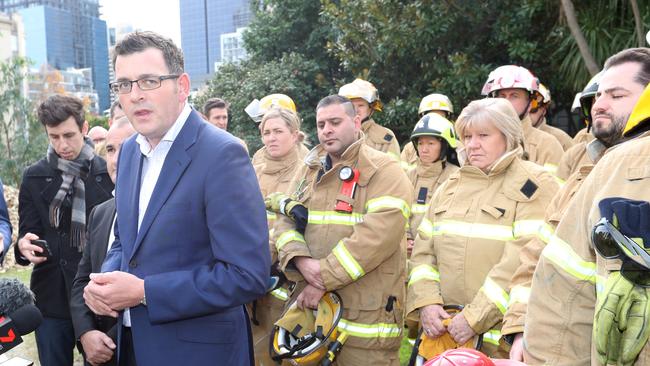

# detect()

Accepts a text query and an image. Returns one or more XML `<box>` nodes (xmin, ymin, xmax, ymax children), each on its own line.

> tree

<box><xmin>0</xmin><ymin>57</ymin><xmax>48</xmax><ymax>186</ymax></box>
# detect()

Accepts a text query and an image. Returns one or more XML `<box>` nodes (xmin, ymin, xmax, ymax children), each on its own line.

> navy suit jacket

<box><xmin>102</xmin><ymin>110</ymin><xmax>270</xmax><ymax>366</ymax></box>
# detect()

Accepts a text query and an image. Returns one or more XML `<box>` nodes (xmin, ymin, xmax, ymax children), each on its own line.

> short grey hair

<box><xmin>316</xmin><ymin>95</ymin><xmax>356</xmax><ymax>118</ymax></box>
<box><xmin>455</xmin><ymin>98</ymin><xmax>523</xmax><ymax>152</ymax></box>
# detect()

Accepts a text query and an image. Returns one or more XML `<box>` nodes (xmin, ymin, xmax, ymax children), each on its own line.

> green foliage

<box><xmin>86</xmin><ymin>113</ymin><xmax>109</xmax><ymax>129</ymax></box>
<box><xmin>195</xmin><ymin>53</ymin><xmax>334</xmax><ymax>153</ymax></box>
<box><xmin>0</xmin><ymin>57</ymin><xmax>48</xmax><ymax>186</ymax></box>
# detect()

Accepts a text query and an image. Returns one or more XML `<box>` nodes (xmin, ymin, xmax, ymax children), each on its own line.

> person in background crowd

<box><xmin>15</xmin><ymin>94</ymin><xmax>114</xmax><ymax>365</ymax></box>
<box><xmin>88</xmin><ymin>126</ymin><xmax>108</xmax><ymax>146</ymax></box>
<box><xmin>71</xmin><ymin>117</ymin><xmax>136</xmax><ymax>366</ymax></box>
<box><xmin>401</xmin><ymin>93</ymin><xmax>455</xmax><ymax>170</ymax></box>
<box><xmin>528</xmin><ymin>83</ymin><xmax>574</xmax><ymax>151</ymax></box>
<box><xmin>271</xmin><ymin>95</ymin><xmax>411</xmax><ymax>365</ymax></box>
<box><xmin>0</xmin><ymin>178</ymin><xmax>12</xmax><ymax>264</ymax></box>
<box><xmin>407</xmin><ymin>98</ymin><xmax>558</xmax><ymax>359</ymax></box>
<box><xmin>249</xmin><ymin>107</ymin><xmax>305</xmax><ymax>365</ymax></box>
<box><xmin>481</xmin><ymin>65</ymin><xmax>563</xmax><ymax>175</ymax></box>
<box><xmin>202</xmin><ymin>97</ymin><xmax>229</xmax><ymax>130</ymax></box>
<box><xmin>108</xmin><ymin>101</ymin><xmax>125</xmax><ymax>128</ymax></box>
<box><xmin>339</xmin><ymin>78</ymin><xmax>401</xmax><ymax>160</ymax></box>
<box><xmin>83</xmin><ymin>31</ymin><xmax>269</xmax><ymax>366</ymax></box>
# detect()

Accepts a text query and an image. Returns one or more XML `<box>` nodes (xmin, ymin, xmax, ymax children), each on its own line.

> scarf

<box><xmin>46</xmin><ymin>136</ymin><xmax>95</xmax><ymax>251</ymax></box>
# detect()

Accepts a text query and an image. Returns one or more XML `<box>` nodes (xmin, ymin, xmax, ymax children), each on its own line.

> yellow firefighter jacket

<box><xmin>405</xmin><ymin>148</ymin><xmax>558</xmax><ymax>349</ymax></box>
<box><xmin>556</xmin><ymin>138</ymin><xmax>607</xmax><ymax>181</ymax></box>
<box><xmin>537</xmin><ymin>118</ymin><xmax>574</xmax><ymax>151</ymax></box>
<box><xmin>273</xmin><ymin>136</ymin><xmax>413</xmax><ymax>350</ymax></box>
<box><xmin>251</xmin><ymin>146</ymin><xmax>303</xmax><ymax>365</ymax></box>
<box><xmin>573</xmin><ymin>127</ymin><xmax>595</xmax><ymax>144</ymax></box>
<box><xmin>362</xmin><ymin>118</ymin><xmax>401</xmax><ymax>161</ymax></box>
<box><xmin>502</xmin><ymin>164</ymin><xmax>594</xmax><ymax>337</ymax></box>
<box><xmin>524</xmin><ymin>131</ymin><xmax>650</xmax><ymax>365</ymax></box>
<box><xmin>401</xmin><ymin>142</ymin><xmax>418</xmax><ymax>171</ymax></box>
<box><xmin>406</xmin><ymin>160</ymin><xmax>458</xmax><ymax>240</ymax></box>
<box><xmin>521</xmin><ymin>116</ymin><xmax>564</xmax><ymax>175</ymax></box>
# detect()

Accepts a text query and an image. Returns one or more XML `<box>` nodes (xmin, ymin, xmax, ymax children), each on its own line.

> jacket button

<box><xmin>129</xmin><ymin>260</ymin><xmax>137</xmax><ymax>268</ymax></box>
<box><xmin>60</xmin><ymin>259</ymin><xmax>67</xmax><ymax>266</ymax></box>
<box><xmin>96</xmin><ymin>176</ymin><xmax>102</xmax><ymax>182</ymax></box>
<box><xmin>45</xmin><ymin>177</ymin><xmax>53</xmax><ymax>182</ymax></box>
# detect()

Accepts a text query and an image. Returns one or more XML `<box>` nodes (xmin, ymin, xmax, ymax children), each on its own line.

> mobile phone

<box><xmin>30</xmin><ymin>239</ymin><xmax>52</xmax><ymax>258</ymax></box>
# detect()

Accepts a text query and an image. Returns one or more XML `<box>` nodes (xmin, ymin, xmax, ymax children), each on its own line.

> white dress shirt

<box><xmin>123</xmin><ymin>103</ymin><xmax>191</xmax><ymax>326</ymax></box>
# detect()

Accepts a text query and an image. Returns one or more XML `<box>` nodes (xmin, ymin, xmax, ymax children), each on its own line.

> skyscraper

<box><xmin>180</xmin><ymin>0</ymin><xmax>253</xmax><ymax>88</ymax></box>
<box><xmin>0</xmin><ymin>0</ymin><xmax>110</xmax><ymax>111</ymax></box>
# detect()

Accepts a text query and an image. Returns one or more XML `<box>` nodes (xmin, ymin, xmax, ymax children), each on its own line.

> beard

<box><xmin>592</xmin><ymin>112</ymin><xmax>629</xmax><ymax>147</ymax></box>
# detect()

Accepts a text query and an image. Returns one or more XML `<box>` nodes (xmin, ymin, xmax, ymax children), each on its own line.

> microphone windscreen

<box><xmin>8</xmin><ymin>304</ymin><xmax>42</xmax><ymax>336</ymax></box>
<box><xmin>0</xmin><ymin>278</ymin><xmax>34</xmax><ymax>315</ymax></box>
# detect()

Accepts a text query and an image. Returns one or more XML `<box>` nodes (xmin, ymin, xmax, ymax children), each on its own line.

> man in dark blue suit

<box><xmin>83</xmin><ymin>31</ymin><xmax>270</xmax><ymax>366</ymax></box>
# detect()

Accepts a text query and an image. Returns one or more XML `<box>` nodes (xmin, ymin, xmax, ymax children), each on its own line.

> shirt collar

<box><xmin>136</xmin><ymin>103</ymin><xmax>192</xmax><ymax>156</ymax></box>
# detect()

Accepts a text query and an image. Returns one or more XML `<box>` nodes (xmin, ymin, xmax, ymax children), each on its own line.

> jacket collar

<box><xmin>459</xmin><ymin>147</ymin><xmax>521</xmax><ymax>178</ymax></box>
<box><xmin>262</xmin><ymin>145</ymin><xmax>300</xmax><ymax>174</ymax></box>
<box><xmin>416</xmin><ymin>159</ymin><xmax>444</xmax><ymax>178</ymax></box>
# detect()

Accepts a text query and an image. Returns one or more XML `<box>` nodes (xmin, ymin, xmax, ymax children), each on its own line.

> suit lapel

<box><xmin>92</xmin><ymin>199</ymin><xmax>115</xmax><ymax>270</ymax></box>
<box><xmin>115</xmin><ymin>137</ymin><xmax>142</xmax><ymax>266</ymax></box>
<box><xmin>130</xmin><ymin>112</ymin><xmax>200</xmax><ymax>259</ymax></box>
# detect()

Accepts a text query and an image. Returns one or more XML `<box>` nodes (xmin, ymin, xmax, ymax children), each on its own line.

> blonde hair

<box><xmin>455</xmin><ymin>98</ymin><xmax>523</xmax><ymax>152</ymax></box>
<box><xmin>260</xmin><ymin>107</ymin><xmax>305</xmax><ymax>143</ymax></box>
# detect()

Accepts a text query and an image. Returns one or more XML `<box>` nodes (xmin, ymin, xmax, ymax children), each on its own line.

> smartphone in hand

<box><xmin>31</xmin><ymin>239</ymin><xmax>52</xmax><ymax>258</ymax></box>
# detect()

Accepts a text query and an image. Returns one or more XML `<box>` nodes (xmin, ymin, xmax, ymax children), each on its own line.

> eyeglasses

<box><xmin>109</xmin><ymin>75</ymin><xmax>179</xmax><ymax>94</ymax></box>
<box><xmin>592</xmin><ymin>217</ymin><xmax>650</xmax><ymax>286</ymax></box>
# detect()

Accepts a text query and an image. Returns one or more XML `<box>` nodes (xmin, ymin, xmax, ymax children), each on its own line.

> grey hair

<box><xmin>455</xmin><ymin>98</ymin><xmax>524</xmax><ymax>152</ymax></box>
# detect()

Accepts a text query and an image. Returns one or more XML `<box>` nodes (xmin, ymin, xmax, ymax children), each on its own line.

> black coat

<box><xmin>71</xmin><ymin>198</ymin><xmax>117</xmax><ymax>365</ymax></box>
<box><xmin>15</xmin><ymin>156</ymin><xmax>113</xmax><ymax>318</ymax></box>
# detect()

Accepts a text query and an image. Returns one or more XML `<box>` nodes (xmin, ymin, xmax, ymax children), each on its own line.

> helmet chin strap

<box><xmin>361</xmin><ymin>109</ymin><xmax>374</xmax><ymax>124</ymax></box>
<box><xmin>519</xmin><ymin>99</ymin><xmax>532</xmax><ymax>121</ymax></box>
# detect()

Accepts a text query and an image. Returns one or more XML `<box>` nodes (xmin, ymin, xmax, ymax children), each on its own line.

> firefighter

<box><xmin>406</xmin><ymin>98</ymin><xmax>558</xmax><ymax>358</ymax></box>
<box><xmin>405</xmin><ymin>113</ymin><xmax>460</xmax><ymax>256</ymax></box>
<box><xmin>248</xmin><ymin>93</ymin><xmax>310</xmax><ymax>166</ymax></box>
<box><xmin>556</xmin><ymin>72</ymin><xmax>603</xmax><ymax>181</ymax></box>
<box><xmin>481</xmin><ymin>65</ymin><xmax>563</xmax><ymax>174</ymax></box>
<box><xmin>524</xmin><ymin>47</ymin><xmax>650</xmax><ymax>365</ymax></box>
<box><xmin>529</xmin><ymin>83</ymin><xmax>574</xmax><ymax>151</ymax></box>
<box><xmin>338</xmin><ymin>79</ymin><xmax>401</xmax><ymax>160</ymax></box>
<box><xmin>271</xmin><ymin>94</ymin><xmax>412</xmax><ymax>365</ymax></box>
<box><xmin>401</xmin><ymin>93</ymin><xmax>455</xmax><ymax>170</ymax></box>
<box><xmin>249</xmin><ymin>107</ymin><xmax>306</xmax><ymax>365</ymax></box>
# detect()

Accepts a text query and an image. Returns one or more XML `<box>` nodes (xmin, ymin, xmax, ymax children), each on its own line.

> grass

<box><xmin>0</xmin><ymin>267</ymin><xmax>84</xmax><ymax>366</ymax></box>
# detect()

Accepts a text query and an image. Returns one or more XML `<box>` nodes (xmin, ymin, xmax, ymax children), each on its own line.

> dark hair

<box><xmin>316</xmin><ymin>95</ymin><xmax>356</xmax><ymax>118</ymax></box>
<box><xmin>603</xmin><ymin>47</ymin><xmax>650</xmax><ymax>86</ymax></box>
<box><xmin>112</xmin><ymin>31</ymin><xmax>184</xmax><ymax>74</ymax></box>
<box><xmin>37</xmin><ymin>95</ymin><xmax>85</xmax><ymax>130</ymax></box>
<box><xmin>109</xmin><ymin>100</ymin><xmax>122</xmax><ymax>119</ymax></box>
<box><xmin>202</xmin><ymin>97</ymin><xmax>230</xmax><ymax>116</ymax></box>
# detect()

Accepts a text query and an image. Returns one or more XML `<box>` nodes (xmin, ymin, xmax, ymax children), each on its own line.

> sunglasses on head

<box><xmin>592</xmin><ymin>217</ymin><xmax>650</xmax><ymax>286</ymax></box>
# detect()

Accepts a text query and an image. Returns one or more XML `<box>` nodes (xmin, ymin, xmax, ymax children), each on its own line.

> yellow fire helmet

<box><xmin>270</xmin><ymin>292</ymin><xmax>343</xmax><ymax>366</ymax></box>
<box><xmin>338</xmin><ymin>78</ymin><xmax>383</xmax><ymax>112</ymax></box>
<box><xmin>419</xmin><ymin>93</ymin><xmax>454</xmax><ymax>117</ymax></box>
<box><xmin>623</xmin><ymin>83</ymin><xmax>650</xmax><ymax>137</ymax></box>
<box><xmin>410</xmin><ymin>113</ymin><xmax>459</xmax><ymax>149</ymax></box>
<box><xmin>245</xmin><ymin>93</ymin><xmax>297</xmax><ymax>123</ymax></box>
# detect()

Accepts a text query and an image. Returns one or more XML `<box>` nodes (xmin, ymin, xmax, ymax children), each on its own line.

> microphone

<box><xmin>0</xmin><ymin>279</ymin><xmax>34</xmax><ymax>316</ymax></box>
<box><xmin>0</xmin><ymin>305</ymin><xmax>42</xmax><ymax>356</ymax></box>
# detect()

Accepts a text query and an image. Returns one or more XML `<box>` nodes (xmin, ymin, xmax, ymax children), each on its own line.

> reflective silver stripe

<box><xmin>407</xmin><ymin>264</ymin><xmax>440</xmax><ymax>287</ymax></box>
<box><xmin>538</xmin><ymin>223</ymin><xmax>555</xmax><ymax>244</ymax></box>
<box><xmin>266</xmin><ymin>210</ymin><xmax>277</xmax><ymax>220</ymax></box>
<box><xmin>270</xmin><ymin>287</ymin><xmax>289</xmax><ymax>301</ymax></box>
<box><xmin>366</xmin><ymin>196</ymin><xmax>411</xmax><ymax>219</ymax></box>
<box><xmin>480</xmin><ymin>277</ymin><xmax>509</xmax><ymax>314</ymax></box>
<box><xmin>337</xmin><ymin>319</ymin><xmax>402</xmax><ymax>338</ymax></box>
<box><xmin>433</xmin><ymin>220</ymin><xmax>514</xmax><ymax>241</ymax></box>
<box><xmin>509</xmin><ymin>285</ymin><xmax>531</xmax><ymax>305</ymax></box>
<box><xmin>513</xmin><ymin>220</ymin><xmax>545</xmax><ymax>238</ymax></box>
<box><xmin>417</xmin><ymin>218</ymin><xmax>434</xmax><ymax>238</ymax></box>
<box><xmin>483</xmin><ymin>329</ymin><xmax>501</xmax><ymax>345</ymax></box>
<box><xmin>308</xmin><ymin>210</ymin><xmax>363</xmax><ymax>226</ymax></box>
<box><xmin>275</xmin><ymin>230</ymin><xmax>306</xmax><ymax>251</ymax></box>
<box><xmin>332</xmin><ymin>241</ymin><xmax>365</xmax><ymax>280</ymax></box>
<box><xmin>541</xmin><ymin>234</ymin><xmax>596</xmax><ymax>283</ymax></box>
<box><xmin>596</xmin><ymin>275</ymin><xmax>606</xmax><ymax>296</ymax></box>
<box><xmin>411</xmin><ymin>203</ymin><xmax>429</xmax><ymax>214</ymax></box>
<box><xmin>543</xmin><ymin>163</ymin><xmax>558</xmax><ymax>174</ymax></box>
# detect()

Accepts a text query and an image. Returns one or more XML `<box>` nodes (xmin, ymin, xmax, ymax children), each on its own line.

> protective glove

<box><xmin>618</xmin><ymin>284</ymin><xmax>650</xmax><ymax>366</ymax></box>
<box><xmin>265</xmin><ymin>192</ymin><xmax>308</xmax><ymax>234</ymax></box>
<box><xmin>594</xmin><ymin>272</ymin><xmax>635</xmax><ymax>365</ymax></box>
